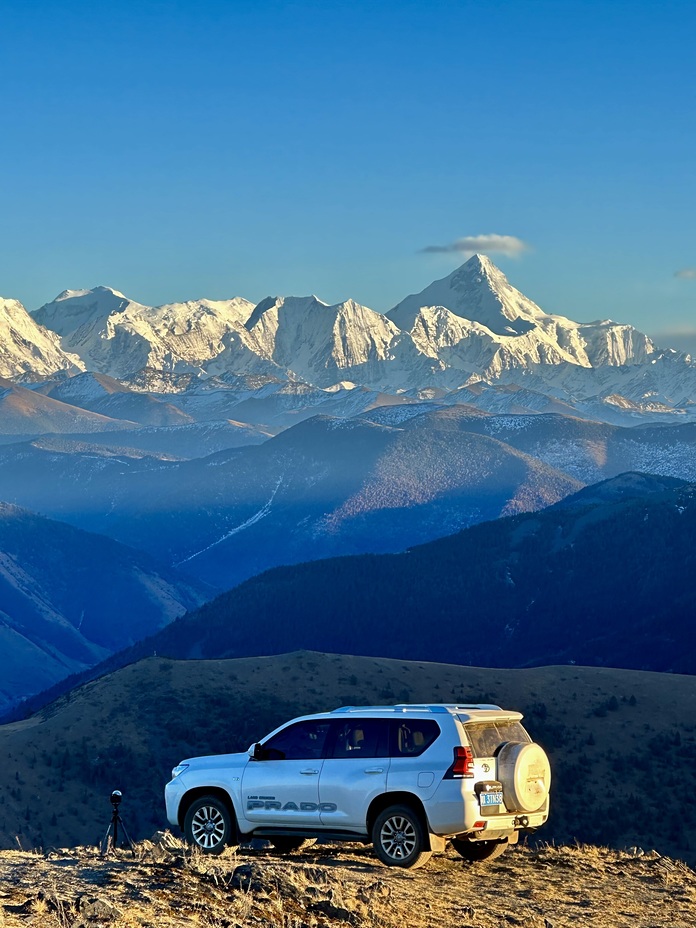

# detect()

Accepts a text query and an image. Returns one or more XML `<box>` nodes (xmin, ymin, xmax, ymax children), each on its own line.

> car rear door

<box><xmin>319</xmin><ymin>718</ymin><xmax>390</xmax><ymax>830</ymax></box>
<box><xmin>461</xmin><ymin>718</ymin><xmax>532</xmax><ymax>817</ymax></box>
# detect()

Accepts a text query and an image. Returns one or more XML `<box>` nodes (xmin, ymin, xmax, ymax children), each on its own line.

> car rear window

<box><xmin>330</xmin><ymin>719</ymin><xmax>389</xmax><ymax>759</ymax></box>
<box><xmin>390</xmin><ymin>719</ymin><xmax>440</xmax><ymax>757</ymax></box>
<box><xmin>461</xmin><ymin>720</ymin><xmax>531</xmax><ymax>757</ymax></box>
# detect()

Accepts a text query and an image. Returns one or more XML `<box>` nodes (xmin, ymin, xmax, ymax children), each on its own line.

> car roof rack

<box><xmin>331</xmin><ymin>703</ymin><xmax>503</xmax><ymax>714</ymax></box>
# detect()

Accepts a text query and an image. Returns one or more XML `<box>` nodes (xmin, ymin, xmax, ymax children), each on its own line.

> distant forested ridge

<box><xmin>117</xmin><ymin>473</ymin><xmax>696</xmax><ymax>675</ymax></box>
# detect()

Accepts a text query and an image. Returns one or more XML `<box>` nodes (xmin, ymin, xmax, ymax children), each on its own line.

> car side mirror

<box><xmin>248</xmin><ymin>742</ymin><xmax>264</xmax><ymax>760</ymax></box>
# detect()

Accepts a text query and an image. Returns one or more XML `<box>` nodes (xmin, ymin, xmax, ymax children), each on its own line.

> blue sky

<box><xmin>1</xmin><ymin>0</ymin><xmax>694</xmax><ymax>347</ymax></box>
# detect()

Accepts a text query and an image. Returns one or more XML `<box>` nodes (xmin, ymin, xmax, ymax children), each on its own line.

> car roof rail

<box><xmin>395</xmin><ymin>703</ymin><xmax>503</xmax><ymax>712</ymax></box>
<box><xmin>331</xmin><ymin>703</ymin><xmax>503</xmax><ymax>714</ymax></box>
<box><xmin>450</xmin><ymin>703</ymin><xmax>503</xmax><ymax>711</ymax></box>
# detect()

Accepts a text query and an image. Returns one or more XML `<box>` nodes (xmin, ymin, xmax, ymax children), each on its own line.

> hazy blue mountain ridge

<box><xmin>0</xmin><ymin>502</ymin><xmax>210</xmax><ymax>714</ymax></box>
<box><xmin>109</xmin><ymin>473</ymin><xmax>696</xmax><ymax>675</ymax></box>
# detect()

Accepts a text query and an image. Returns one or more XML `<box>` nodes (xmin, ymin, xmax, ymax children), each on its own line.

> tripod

<box><xmin>100</xmin><ymin>791</ymin><xmax>135</xmax><ymax>856</ymax></box>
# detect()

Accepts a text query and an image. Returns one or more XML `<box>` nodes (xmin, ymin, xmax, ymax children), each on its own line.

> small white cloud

<box><xmin>675</xmin><ymin>268</ymin><xmax>696</xmax><ymax>279</ymax></box>
<box><xmin>421</xmin><ymin>234</ymin><xmax>529</xmax><ymax>258</ymax></box>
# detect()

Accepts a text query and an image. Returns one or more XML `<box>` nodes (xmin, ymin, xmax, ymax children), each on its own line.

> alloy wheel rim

<box><xmin>380</xmin><ymin>815</ymin><xmax>417</xmax><ymax>859</ymax></box>
<box><xmin>191</xmin><ymin>806</ymin><xmax>226</xmax><ymax>849</ymax></box>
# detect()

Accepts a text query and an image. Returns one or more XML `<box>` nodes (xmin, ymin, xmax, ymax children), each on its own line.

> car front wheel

<box><xmin>184</xmin><ymin>796</ymin><xmax>237</xmax><ymax>855</ymax></box>
<box><xmin>371</xmin><ymin>805</ymin><xmax>432</xmax><ymax>869</ymax></box>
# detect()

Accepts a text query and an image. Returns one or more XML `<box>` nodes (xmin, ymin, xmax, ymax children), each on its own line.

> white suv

<box><xmin>165</xmin><ymin>703</ymin><xmax>551</xmax><ymax>868</ymax></box>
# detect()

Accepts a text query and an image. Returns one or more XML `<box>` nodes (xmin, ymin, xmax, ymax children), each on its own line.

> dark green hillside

<box><xmin>123</xmin><ymin>474</ymin><xmax>696</xmax><ymax>674</ymax></box>
<box><xmin>1</xmin><ymin>652</ymin><xmax>695</xmax><ymax>864</ymax></box>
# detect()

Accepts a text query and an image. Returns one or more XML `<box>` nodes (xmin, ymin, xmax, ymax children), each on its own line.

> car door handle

<box><xmin>364</xmin><ymin>767</ymin><xmax>384</xmax><ymax>774</ymax></box>
<box><xmin>300</xmin><ymin>768</ymin><xmax>319</xmax><ymax>775</ymax></box>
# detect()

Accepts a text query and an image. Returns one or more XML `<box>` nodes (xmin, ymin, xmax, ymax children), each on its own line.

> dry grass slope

<box><xmin>0</xmin><ymin>837</ymin><xmax>694</xmax><ymax>928</ymax></box>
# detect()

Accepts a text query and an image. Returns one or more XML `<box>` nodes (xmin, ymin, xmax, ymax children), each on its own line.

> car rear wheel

<box><xmin>184</xmin><ymin>796</ymin><xmax>237</xmax><ymax>855</ymax></box>
<box><xmin>372</xmin><ymin>805</ymin><xmax>432</xmax><ymax>869</ymax></box>
<box><xmin>451</xmin><ymin>838</ymin><xmax>509</xmax><ymax>861</ymax></box>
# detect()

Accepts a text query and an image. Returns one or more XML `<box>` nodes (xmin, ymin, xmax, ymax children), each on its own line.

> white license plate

<box><xmin>481</xmin><ymin>791</ymin><xmax>503</xmax><ymax>806</ymax></box>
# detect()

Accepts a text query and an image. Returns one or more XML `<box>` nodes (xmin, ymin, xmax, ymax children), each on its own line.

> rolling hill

<box><xmin>0</xmin><ymin>377</ymin><xmax>136</xmax><ymax>436</ymax></box>
<box><xmin>1</xmin><ymin>651</ymin><xmax>694</xmax><ymax>864</ymax></box>
<box><xmin>401</xmin><ymin>406</ymin><xmax>696</xmax><ymax>483</ymax></box>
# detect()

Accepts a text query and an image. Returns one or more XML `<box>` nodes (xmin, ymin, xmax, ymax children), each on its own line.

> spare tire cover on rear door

<box><xmin>496</xmin><ymin>742</ymin><xmax>551</xmax><ymax>813</ymax></box>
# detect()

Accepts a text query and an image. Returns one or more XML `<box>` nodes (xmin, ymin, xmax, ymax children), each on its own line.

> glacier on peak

<box><xmin>54</xmin><ymin>286</ymin><xmax>128</xmax><ymax>302</ymax></box>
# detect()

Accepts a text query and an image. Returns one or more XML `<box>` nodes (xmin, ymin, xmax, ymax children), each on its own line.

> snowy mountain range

<box><xmin>0</xmin><ymin>255</ymin><xmax>693</xmax><ymax>425</ymax></box>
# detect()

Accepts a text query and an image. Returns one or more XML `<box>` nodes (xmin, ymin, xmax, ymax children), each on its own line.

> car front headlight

<box><xmin>171</xmin><ymin>764</ymin><xmax>189</xmax><ymax>779</ymax></box>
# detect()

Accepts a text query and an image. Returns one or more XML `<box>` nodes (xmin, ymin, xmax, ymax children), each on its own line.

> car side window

<box><xmin>329</xmin><ymin>719</ymin><xmax>389</xmax><ymax>759</ymax></box>
<box><xmin>261</xmin><ymin>720</ymin><xmax>332</xmax><ymax>760</ymax></box>
<box><xmin>390</xmin><ymin>719</ymin><xmax>440</xmax><ymax>757</ymax></box>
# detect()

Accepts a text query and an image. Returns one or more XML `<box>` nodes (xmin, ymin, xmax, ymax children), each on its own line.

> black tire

<box><xmin>451</xmin><ymin>838</ymin><xmax>509</xmax><ymax>862</ymax></box>
<box><xmin>269</xmin><ymin>837</ymin><xmax>317</xmax><ymax>855</ymax></box>
<box><xmin>183</xmin><ymin>796</ymin><xmax>237</xmax><ymax>855</ymax></box>
<box><xmin>371</xmin><ymin>804</ymin><xmax>432</xmax><ymax>869</ymax></box>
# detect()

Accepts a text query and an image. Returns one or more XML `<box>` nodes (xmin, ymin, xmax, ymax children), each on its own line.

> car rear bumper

<box><xmin>424</xmin><ymin>781</ymin><xmax>550</xmax><ymax>836</ymax></box>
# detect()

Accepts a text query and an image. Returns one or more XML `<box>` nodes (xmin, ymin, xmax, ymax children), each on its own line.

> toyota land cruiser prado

<box><xmin>165</xmin><ymin>703</ymin><xmax>551</xmax><ymax>868</ymax></box>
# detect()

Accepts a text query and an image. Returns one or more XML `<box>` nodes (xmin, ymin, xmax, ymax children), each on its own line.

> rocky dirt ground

<box><xmin>0</xmin><ymin>835</ymin><xmax>693</xmax><ymax>928</ymax></box>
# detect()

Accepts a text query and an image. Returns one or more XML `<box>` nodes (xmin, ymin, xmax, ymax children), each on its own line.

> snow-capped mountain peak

<box><xmin>53</xmin><ymin>286</ymin><xmax>128</xmax><ymax>302</ymax></box>
<box><xmin>389</xmin><ymin>253</ymin><xmax>546</xmax><ymax>335</ymax></box>
<box><xmin>388</xmin><ymin>254</ymin><xmax>657</xmax><ymax>372</ymax></box>
<box><xmin>244</xmin><ymin>295</ymin><xmax>328</xmax><ymax>332</ymax></box>
<box><xmin>34</xmin><ymin>286</ymin><xmax>136</xmax><ymax>339</ymax></box>
<box><xmin>240</xmin><ymin>295</ymin><xmax>412</xmax><ymax>386</ymax></box>
<box><xmin>32</xmin><ymin>287</ymin><xmax>257</xmax><ymax>379</ymax></box>
<box><xmin>0</xmin><ymin>296</ymin><xmax>83</xmax><ymax>379</ymax></box>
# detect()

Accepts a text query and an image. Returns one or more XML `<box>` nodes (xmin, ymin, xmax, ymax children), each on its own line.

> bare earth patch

<box><xmin>0</xmin><ymin>836</ymin><xmax>693</xmax><ymax>928</ymax></box>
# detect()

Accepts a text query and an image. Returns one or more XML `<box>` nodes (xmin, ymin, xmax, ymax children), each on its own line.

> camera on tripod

<box><xmin>100</xmin><ymin>788</ymin><xmax>135</xmax><ymax>856</ymax></box>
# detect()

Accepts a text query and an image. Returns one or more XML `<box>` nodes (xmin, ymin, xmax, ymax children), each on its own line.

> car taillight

<box><xmin>451</xmin><ymin>746</ymin><xmax>475</xmax><ymax>778</ymax></box>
